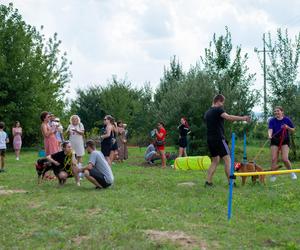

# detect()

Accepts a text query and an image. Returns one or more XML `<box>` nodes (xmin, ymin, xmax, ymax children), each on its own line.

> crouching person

<box><xmin>81</xmin><ymin>140</ymin><xmax>114</xmax><ymax>189</ymax></box>
<box><xmin>47</xmin><ymin>141</ymin><xmax>80</xmax><ymax>186</ymax></box>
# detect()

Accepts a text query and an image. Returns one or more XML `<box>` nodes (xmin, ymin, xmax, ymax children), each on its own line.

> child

<box><xmin>0</xmin><ymin>122</ymin><xmax>9</xmax><ymax>172</ymax></box>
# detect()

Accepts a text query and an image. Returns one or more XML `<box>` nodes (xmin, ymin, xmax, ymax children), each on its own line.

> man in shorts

<box><xmin>204</xmin><ymin>94</ymin><xmax>250</xmax><ymax>187</ymax></box>
<box><xmin>81</xmin><ymin>140</ymin><xmax>114</xmax><ymax>189</ymax></box>
<box><xmin>47</xmin><ymin>141</ymin><xmax>80</xmax><ymax>186</ymax></box>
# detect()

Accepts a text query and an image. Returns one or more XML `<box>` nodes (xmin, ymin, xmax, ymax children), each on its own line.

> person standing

<box><xmin>54</xmin><ymin>117</ymin><xmax>64</xmax><ymax>148</ymax></box>
<box><xmin>81</xmin><ymin>140</ymin><xmax>114</xmax><ymax>189</ymax></box>
<box><xmin>100</xmin><ymin>115</ymin><xmax>115</xmax><ymax>166</ymax></box>
<box><xmin>0</xmin><ymin>122</ymin><xmax>9</xmax><ymax>172</ymax></box>
<box><xmin>66</xmin><ymin>115</ymin><xmax>85</xmax><ymax>166</ymax></box>
<box><xmin>12</xmin><ymin>121</ymin><xmax>22</xmax><ymax>160</ymax></box>
<box><xmin>204</xmin><ymin>94</ymin><xmax>250</xmax><ymax>187</ymax></box>
<box><xmin>268</xmin><ymin>106</ymin><xmax>297</xmax><ymax>181</ymax></box>
<box><xmin>41</xmin><ymin>111</ymin><xmax>59</xmax><ymax>156</ymax></box>
<box><xmin>177</xmin><ymin>117</ymin><xmax>190</xmax><ymax>157</ymax></box>
<box><xmin>155</xmin><ymin>122</ymin><xmax>167</xmax><ymax>168</ymax></box>
<box><xmin>117</xmin><ymin>121</ymin><xmax>128</xmax><ymax>162</ymax></box>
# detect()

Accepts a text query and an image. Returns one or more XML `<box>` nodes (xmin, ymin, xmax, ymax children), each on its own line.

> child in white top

<box><xmin>0</xmin><ymin>122</ymin><xmax>9</xmax><ymax>172</ymax></box>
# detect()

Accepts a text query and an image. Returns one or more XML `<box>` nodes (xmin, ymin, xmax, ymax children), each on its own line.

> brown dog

<box><xmin>237</xmin><ymin>162</ymin><xmax>265</xmax><ymax>185</ymax></box>
<box><xmin>236</xmin><ymin>162</ymin><xmax>284</xmax><ymax>185</ymax></box>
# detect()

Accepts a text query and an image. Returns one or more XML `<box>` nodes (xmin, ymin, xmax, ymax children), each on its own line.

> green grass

<box><xmin>0</xmin><ymin>146</ymin><xmax>299</xmax><ymax>249</ymax></box>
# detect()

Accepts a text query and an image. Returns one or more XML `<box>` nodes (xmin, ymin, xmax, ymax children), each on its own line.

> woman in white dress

<box><xmin>66</xmin><ymin>115</ymin><xmax>85</xmax><ymax>165</ymax></box>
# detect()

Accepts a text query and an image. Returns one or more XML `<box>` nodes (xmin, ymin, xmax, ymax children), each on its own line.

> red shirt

<box><xmin>157</xmin><ymin>127</ymin><xmax>166</xmax><ymax>141</ymax></box>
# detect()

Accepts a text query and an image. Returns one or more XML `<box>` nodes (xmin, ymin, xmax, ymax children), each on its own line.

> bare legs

<box><xmin>0</xmin><ymin>155</ymin><xmax>5</xmax><ymax>170</ymax></box>
<box><xmin>206</xmin><ymin>155</ymin><xmax>231</xmax><ymax>184</ymax></box>
<box><xmin>159</xmin><ymin>150</ymin><xmax>166</xmax><ymax>168</ymax></box>
<box><xmin>84</xmin><ymin>170</ymin><xmax>102</xmax><ymax>188</ymax></box>
<box><xmin>15</xmin><ymin>149</ymin><xmax>20</xmax><ymax>160</ymax></box>
<box><xmin>178</xmin><ymin>147</ymin><xmax>187</xmax><ymax>157</ymax></box>
<box><xmin>271</xmin><ymin>145</ymin><xmax>292</xmax><ymax>170</ymax></box>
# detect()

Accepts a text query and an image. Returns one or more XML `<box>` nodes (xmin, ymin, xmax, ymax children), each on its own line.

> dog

<box><xmin>235</xmin><ymin>162</ymin><xmax>283</xmax><ymax>185</ymax></box>
<box><xmin>35</xmin><ymin>158</ymin><xmax>54</xmax><ymax>184</ymax></box>
<box><xmin>235</xmin><ymin>162</ymin><xmax>265</xmax><ymax>185</ymax></box>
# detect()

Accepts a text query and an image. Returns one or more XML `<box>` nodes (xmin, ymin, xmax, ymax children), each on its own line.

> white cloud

<box><xmin>2</xmin><ymin>0</ymin><xmax>300</xmax><ymax>111</ymax></box>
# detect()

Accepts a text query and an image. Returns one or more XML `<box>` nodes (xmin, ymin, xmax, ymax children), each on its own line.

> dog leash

<box><xmin>252</xmin><ymin>128</ymin><xmax>285</xmax><ymax>163</ymax></box>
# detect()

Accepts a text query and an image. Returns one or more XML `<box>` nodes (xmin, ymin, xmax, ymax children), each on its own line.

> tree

<box><xmin>261</xmin><ymin>28</ymin><xmax>300</xmax><ymax>121</ymax></box>
<box><xmin>0</xmin><ymin>3</ymin><xmax>71</xmax><ymax>145</ymax></box>
<box><xmin>70</xmin><ymin>86</ymin><xmax>105</xmax><ymax>131</ymax></box>
<box><xmin>154</xmin><ymin>56</ymin><xmax>185</xmax><ymax>104</ymax></box>
<box><xmin>70</xmin><ymin>77</ymin><xmax>154</xmax><ymax>143</ymax></box>
<box><xmin>201</xmin><ymin>27</ymin><xmax>259</xmax><ymax>137</ymax></box>
<box><xmin>155</xmin><ymin>62</ymin><xmax>215</xmax><ymax>155</ymax></box>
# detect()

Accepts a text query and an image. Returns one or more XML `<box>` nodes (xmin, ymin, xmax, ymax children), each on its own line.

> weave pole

<box><xmin>227</xmin><ymin>133</ymin><xmax>235</xmax><ymax>221</ymax></box>
<box><xmin>243</xmin><ymin>130</ymin><xmax>247</xmax><ymax>163</ymax></box>
<box><xmin>234</xmin><ymin>169</ymin><xmax>300</xmax><ymax>177</ymax></box>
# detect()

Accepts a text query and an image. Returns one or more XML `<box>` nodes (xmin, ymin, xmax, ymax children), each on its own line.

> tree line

<box><xmin>1</xmin><ymin>3</ymin><xmax>300</xmax><ymax>156</ymax></box>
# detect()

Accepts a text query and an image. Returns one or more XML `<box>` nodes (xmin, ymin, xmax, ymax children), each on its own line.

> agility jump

<box><xmin>227</xmin><ymin>132</ymin><xmax>300</xmax><ymax>221</ymax></box>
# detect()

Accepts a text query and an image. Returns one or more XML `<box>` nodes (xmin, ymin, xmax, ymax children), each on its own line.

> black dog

<box><xmin>35</xmin><ymin>158</ymin><xmax>54</xmax><ymax>184</ymax></box>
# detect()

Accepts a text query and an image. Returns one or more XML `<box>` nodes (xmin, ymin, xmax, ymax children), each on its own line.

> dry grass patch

<box><xmin>0</xmin><ymin>186</ymin><xmax>27</xmax><ymax>195</ymax></box>
<box><xmin>145</xmin><ymin>230</ymin><xmax>208</xmax><ymax>250</ymax></box>
<box><xmin>177</xmin><ymin>182</ymin><xmax>196</xmax><ymax>187</ymax></box>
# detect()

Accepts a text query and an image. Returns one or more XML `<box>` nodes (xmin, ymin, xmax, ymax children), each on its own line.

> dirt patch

<box><xmin>85</xmin><ymin>208</ymin><xmax>103</xmax><ymax>216</ymax></box>
<box><xmin>72</xmin><ymin>235</ymin><xmax>90</xmax><ymax>245</ymax></box>
<box><xmin>0</xmin><ymin>188</ymin><xmax>27</xmax><ymax>195</ymax></box>
<box><xmin>28</xmin><ymin>202</ymin><xmax>42</xmax><ymax>209</ymax></box>
<box><xmin>177</xmin><ymin>182</ymin><xmax>196</xmax><ymax>187</ymax></box>
<box><xmin>264</xmin><ymin>239</ymin><xmax>280</xmax><ymax>247</ymax></box>
<box><xmin>145</xmin><ymin>230</ymin><xmax>207</xmax><ymax>250</ymax></box>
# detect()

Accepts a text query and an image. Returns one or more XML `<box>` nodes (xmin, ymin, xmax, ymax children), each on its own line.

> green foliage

<box><xmin>201</xmin><ymin>27</ymin><xmax>259</xmax><ymax>136</ymax></box>
<box><xmin>262</xmin><ymin>28</ymin><xmax>300</xmax><ymax>122</ymax></box>
<box><xmin>71</xmin><ymin>77</ymin><xmax>153</xmax><ymax>142</ymax></box>
<box><xmin>0</xmin><ymin>3</ymin><xmax>71</xmax><ymax>145</ymax></box>
<box><xmin>155</xmin><ymin>62</ymin><xmax>214</xmax><ymax>155</ymax></box>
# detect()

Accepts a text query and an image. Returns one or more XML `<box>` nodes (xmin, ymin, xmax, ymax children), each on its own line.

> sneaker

<box><xmin>16</xmin><ymin>157</ymin><xmax>19</xmax><ymax>161</ymax></box>
<box><xmin>290</xmin><ymin>173</ymin><xmax>297</xmax><ymax>180</ymax></box>
<box><xmin>204</xmin><ymin>181</ymin><xmax>214</xmax><ymax>188</ymax></box>
<box><xmin>270</xmin><ymin>176</ymin><xmax>277</xmax><ymax>182</ymax></box>
<box><xmin>76</xmin><ymin>182</ymin><xmax>81</xmax><ymax>187</ymax></box>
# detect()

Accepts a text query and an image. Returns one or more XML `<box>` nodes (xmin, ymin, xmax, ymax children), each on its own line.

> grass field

<box><xmin>0</xmin><ymin>145</ymin><xmax>299</xmax><ymax>250</ymax></box>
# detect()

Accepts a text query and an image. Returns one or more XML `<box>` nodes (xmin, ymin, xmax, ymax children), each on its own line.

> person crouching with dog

<box><xmin>46</xmin><ymin>141</ymin><xmax>80</xmax><ymax>186</ymax></box>
<box><xmin>80</xmin><ymin>140</ymin><xmax>114</xmax><ymax>189</ymax></box>
<box><xmin>204</xmin><ymin>94</ymin><xmax>250</xmax><ymax>187</ymax></box>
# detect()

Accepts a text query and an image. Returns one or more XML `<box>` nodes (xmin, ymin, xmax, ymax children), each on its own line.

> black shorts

<box><xmin>207</xmin><ymin>139</ymin><xmax>230</xmax><ymax>158</ymax></box>
<box><xmin>270</xmin><ymin>137</ymin><xmax>290</xmax><ymax>147</ymax></box>
<box><xmin>89</xmin><ymin>168</ymin><xmax>111</xmax><ymax>188</ymax></box>
<box><xmin>111</xmin><ymin>141</ymin><xmax>118</xmax><ymax>151</ymax></box>
<box><xmin>53</xmin><ymin>165</ymin><xmax>73</xmax><ymax>178</ymax></box>
<box><xmin>101</xmin><ymin>142</ymin><xmax>112</xmax><ymax>157</ymax></box>
<box><xmin>179</xmin><ymin>137</ymin><xmax>187</xmax><ymax>148</ymax></box>
<box><xmin>0</xmin><ymin>149</ymin><xmax>6</xmax><ymax>157</ymax></box>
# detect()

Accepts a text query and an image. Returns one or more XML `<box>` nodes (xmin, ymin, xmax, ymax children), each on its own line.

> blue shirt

<box><xmin>268</xmin><ymin>116</ymin><xmax>294</xmax><ymax>139</ymax></box>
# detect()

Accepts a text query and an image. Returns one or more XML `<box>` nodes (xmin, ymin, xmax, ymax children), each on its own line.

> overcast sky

<box><xmin>2</xmin><ymin>0</ymin><xmax>300</xmax><ymax>109</ymax></box>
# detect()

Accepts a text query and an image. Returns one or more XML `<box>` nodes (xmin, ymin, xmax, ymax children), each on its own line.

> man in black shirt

<box><xmin>47</xmin><ymin>141</ymin><xmax>80</xmax><ymax>186</ymax></box>
<box><xmin>204</xmin><ymin>94</ymin><xmax>250</xmax><ymax>187</ymax></box>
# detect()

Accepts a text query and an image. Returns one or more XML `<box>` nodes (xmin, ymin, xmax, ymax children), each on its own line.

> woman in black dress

<box><xmin>100</xmin><ymin>115</ymin><xmax>114</xmax><ymax>166</ymax></box>
<box><xmin>178</xmin><ymin>117</ymin><xmax>190</xmax><ymax>157</ymax></box>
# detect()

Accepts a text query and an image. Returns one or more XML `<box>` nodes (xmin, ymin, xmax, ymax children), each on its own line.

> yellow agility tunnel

<box><xmin>234</xmin><ymin>169</ymin><xmax>300</xmax><ymax>177</ymax></box>
<box><xmin>174</xmin><ymin>156</ymin><xmax>211</xmax><ymax>170</ymax></box>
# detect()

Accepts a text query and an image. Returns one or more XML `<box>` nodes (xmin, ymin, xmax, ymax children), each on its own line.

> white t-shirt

<box><xmin>0</xmin><ymin>131</ymin><xmax>8</xmax><ymax>149</ymax></box>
